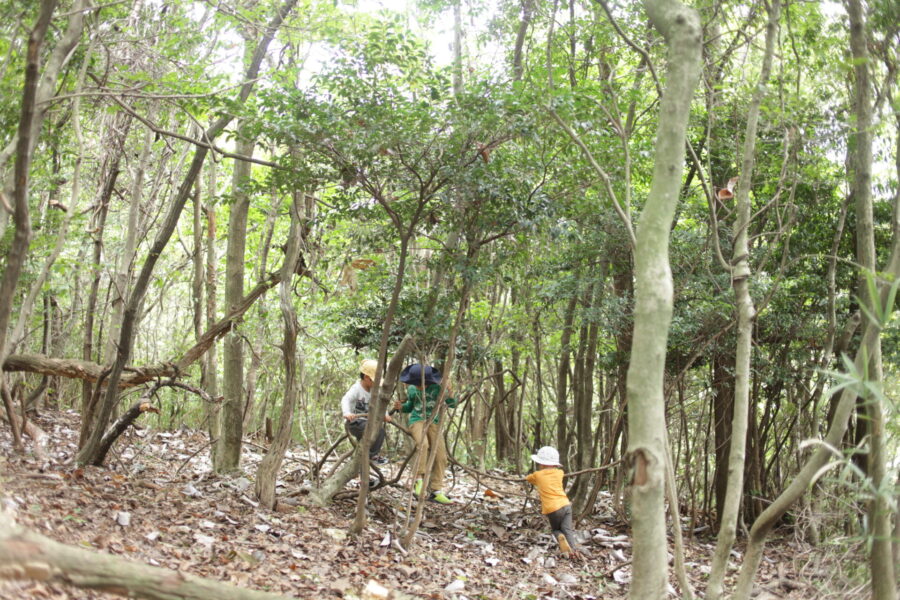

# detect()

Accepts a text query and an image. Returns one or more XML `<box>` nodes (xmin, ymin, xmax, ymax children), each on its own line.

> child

<box><xmin>525</xmin><ymin>446</ymin><xmax>581</xmax><ymax>557</ymax></box>
<box><xmin>394</xmin><ymin>363</ymin><xmax>457</xmax><ymax>504</ymax></box>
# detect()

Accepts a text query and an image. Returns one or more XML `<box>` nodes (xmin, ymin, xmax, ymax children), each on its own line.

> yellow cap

<box><xmin>359</xmin><ymin>359</ymin><xmax>377</xmax><ymax>379</ymax></box>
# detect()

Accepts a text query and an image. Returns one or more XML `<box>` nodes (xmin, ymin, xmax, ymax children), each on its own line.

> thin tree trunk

<box><xmin>401</xmin><ymin>277</ymin><xmax>473</xmax><ymax>547</ymax></box>
<box><xmin>9</xmin><ymin>30</ymin><xmax>92</xmax><ymax>361</ymax></box>
<box><xmin>846</xmin><ymin>1</ymin><xmax>895</xmax><ymax>596</ymax></box>
<box><xmin>512</xmin><ymin>0</ymin><xmax>535</xmax><ymax>82</ymax></box>
<box><xmin>0</xmin><ymin>0</ymin><xmax>87</xmax><ymax>235</ymax></box>
<box><xmin>627</xmin><ymin>2</ymin><xmax>701</xmax><ymax>598</ymax></box>
<box><xmin>350</xmin><ymin>233</ymin><xmax>415</xmax><ymax>532</ymax></box>
<box><xmin>706</xmin><ymin>2</ymin><xmax>779</xmax><ymax>597</ymax></box>
<box><xmin>556</xmin><ymin>293</ymin><xmax>577</xmax><ymax>463</ymax></box>
<box><xmin>711</xmin><ymin>349</ymin><xmax>734</xmax><ymax>525</ymax></box>
<box><xmin>1</xmin><ymin>380</ymin><xmax>23</xmax><ymax>451</ymax></box>
<box><xmin>532</xmin><ymin>314</ymin><xmax>544</xmax><ymax>448</ymax></box>
<box><xmin>203</xmin><ymin>161</ymin><xmax>220</xmax><ymax>442</ymax></box>
<box><xmin>452</xmin><ymin>0</ymin><xmax>463</xmax><ymax>96</ymax></box>
<box><xmin>0</xmin><ymin>1</ymin><xmax>61</xmax><ymax>456</ymax></box>
<box><xmin>78</xmin><ymin>150</ymin><xmax>117</xmax><ymax>448</ymax></box>
<box><xmin>255</xmin><ymin>195</ymin><xmax>303</xmax><ymax>509</ymax></box>
<box><xmin>0</xmin><ymin>0</ymin><xmax>59</xmax><ymax>366</ymax></box>
<box><xmin>105</xmin><ymin>114</ymin><xmax>149</xmax><ymax>366</ymax></box>
<box><xmin>218</xmin><ymin>128</ymin><xmax>256</xmax><ymax>473</ymax></box>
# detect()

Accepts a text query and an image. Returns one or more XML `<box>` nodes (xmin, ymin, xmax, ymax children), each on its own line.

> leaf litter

<box><xmin>0</xmin><ymin>410</ymin><xmax>853</xmax><ymax>599</ymax></box>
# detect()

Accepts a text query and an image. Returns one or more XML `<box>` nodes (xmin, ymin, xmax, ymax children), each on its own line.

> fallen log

<box><xmin>0</xmin><ymin>511</ymin><xmax>295</xmax><ymax>600</ymax></box>
<box><xmin>0</xmin><ymin>406</ymin><xmax>48</xmax><ymax>461</ymax></box>
<box><xmin>2</xmin><ymin>273</ymin><xmax>281</xmax><ymax>389</ymax></box>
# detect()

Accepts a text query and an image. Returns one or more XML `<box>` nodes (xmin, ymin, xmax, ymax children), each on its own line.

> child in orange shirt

<box><xmin>525</xmin><ymin>446</ymin><xmax>581</xmax><ymax>557</ymax></box>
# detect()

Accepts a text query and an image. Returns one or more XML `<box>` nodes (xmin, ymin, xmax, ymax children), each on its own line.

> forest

<box><xmin>0</xmin><ymin>0</ymin><xmax>898</xmax><ymax>598</ymax></box>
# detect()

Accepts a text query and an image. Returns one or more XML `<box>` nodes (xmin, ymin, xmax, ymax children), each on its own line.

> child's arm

<box><xmin>398</xmin><ymin>386</ymin><xmax>418</xmax><ymax>413</ymax></box>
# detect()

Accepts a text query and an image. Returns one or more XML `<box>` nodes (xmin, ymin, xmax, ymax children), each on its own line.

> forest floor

<box><xmin>0</xmin><ymin>410</ymin><xmax>867</xmax><ymax>600</ymax></box>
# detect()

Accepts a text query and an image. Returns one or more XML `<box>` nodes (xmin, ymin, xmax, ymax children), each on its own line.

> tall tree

<box><xmin>0</xmin><ymin>0</ymin><xmax>62</xmax><ymax>373</ymax></box>
<box><xmin>706</xmin><ymin>1</ymin><xmax>780</xmax><ymax>597</ymax></box>
<box><xmin>217</xmin><ymin>119</ymin><xmax>257</xmax><ymax>473</ymax></box>
<box><xmin>626</xmin><ymin>0</ymin><xmax>701</xmax><ymax>597</ymax></box>
<box><xmin>255</xmin><ymin>193</ymin><xmax>304</xmax><ymax>509</ymax></box>
<box><xmin>846</xmin><ymin>0</ymin><xmax>896</xmax><ymax>596</ymax></box>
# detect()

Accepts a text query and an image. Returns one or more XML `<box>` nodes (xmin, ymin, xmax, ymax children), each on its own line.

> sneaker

<box><xmin>368</xmin><ymin>477</ymin><xmax>379</xmax><ymax>488</ymax></box>
<box><xmin>370</xmin><ymin>455</ymin><xmax>389</xmax><ymax>465</ymax></box>
<box><xmin>557</xmin><ymin>533</ymin><xmax>572</xmax><ymax>554</ymax></box>
<box><xmin>414</xmin><ymin>479</ymin><xmax>423</xmax><ymax>496</ymax></box>
<box><xmin>429</xmin><ymin>491</ymin><xmax>453</xmax><ymax>504</ymax></box>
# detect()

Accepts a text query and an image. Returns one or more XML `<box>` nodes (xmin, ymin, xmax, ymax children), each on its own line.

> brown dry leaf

<box><xmin>351</xmin><ymin>258</ymin><xmax>376</xmax><ymax>270</ymax></box>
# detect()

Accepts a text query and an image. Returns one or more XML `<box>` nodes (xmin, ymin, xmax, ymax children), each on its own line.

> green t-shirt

<box><xmin>401</xmin><ymin>383</ymin><xmax>457</xmax><ymax>425</ymax></box>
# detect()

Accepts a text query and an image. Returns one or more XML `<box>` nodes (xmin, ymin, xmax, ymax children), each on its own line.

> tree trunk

<box><xmin>711</xmin><ymin>349</ymin><xmax>734</xmax><ymax>526</ymax></box>
<box><xmin>203</xmin><ymin>159</ymin><xmax>220</xmax><ymax>443</ymax></box>
<box><xmin>846</xmin><ymin>1</ymin><xmax>895</xmax><ymax>596</ymax></box>
<box><xmin>452</xmin><ymin>0</ymin><xmax>463</xmax><ymax>96</ymax></box>
<box><xmin>105</xmin><ymin>113</ymin><xmax>149</xmax><ymax>367</ymax></box>
<box><xmin>512</xmin><ymin>0</ymin><xmax>535</xmax><ymax>83</ymax></box>
<box><xmin>627</xmin><ymin>2</ymin><xmax>701</xmax><ymax>598</ymax></box>
<box><xmin>255</xmin><ymin>195</ymin><xmax>303</xmax><ymax>509</ymax></box>
<box><xmin>0</xmin><ymin>0</ymin><xmax>87</xmax><ymax>234</ymax></box>
<box><xmin>706</xmin><ymin>3</ymin><xmax>779</xmax><ymax>597</ymax></box>
<box><xmin>217</xmin><ymin>127</ymin><xmax>257</xmax><ymax>473</ymax></box>
<box><xmin>0</xmin><ymin>0</ymin><xmax>60</xmax><ymax>368</ymax></box>
<box><xmin>556</xmin><ymin>293</ymin><xmax>577</xmax><ymax>464</ymax></box>
<box><xmin>78</xmin><ymin>147</ymin><xmax>118</xmax><ymax>448</ymax></box>
<box><xmin>492</xmin><ymin>357</ymin><xmax>509</xmax><ymax>462</ymax></box>
<box><xmin>349</xmin><ymin>230</ymin><xmax>415</xmax><ymax>531</ymax></box>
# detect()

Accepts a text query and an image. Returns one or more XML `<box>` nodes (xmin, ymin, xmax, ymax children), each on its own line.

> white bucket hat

<box><xmin>531</xmin><ymin>446</ymin><xmax>561</xmax><ymax>467</ymax></box>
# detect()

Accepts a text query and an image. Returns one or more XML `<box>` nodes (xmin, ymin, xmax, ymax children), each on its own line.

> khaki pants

<box><xmin>409</xmin><ymin>420</ymin><xmax>447</xmax><ymax>492</ymax></box>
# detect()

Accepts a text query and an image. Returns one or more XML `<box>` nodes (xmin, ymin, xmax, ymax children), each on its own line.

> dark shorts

<box><xmin>345</xmin><ymin>418</ymin><xmax>385</xmax><ymax>456</ymax></box>
<box><xmin>546</xmin><ymin>504</ymin><xmax>578</xmax><ymax>549</ymax></box>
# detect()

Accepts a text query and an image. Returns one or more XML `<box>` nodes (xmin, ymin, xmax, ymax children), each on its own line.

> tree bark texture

<box><xmin>627</xmin><ymin>1</ymin><xmax>701</xmax><ymax>598</ymax></box>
